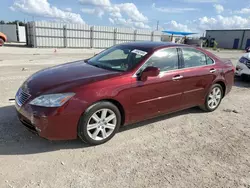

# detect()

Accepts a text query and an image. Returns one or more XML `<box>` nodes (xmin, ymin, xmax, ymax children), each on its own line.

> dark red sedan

<box><xmin>15</xmin><ymin>42</ymin><xmax>234</xmax><ymax>145</ymax></box>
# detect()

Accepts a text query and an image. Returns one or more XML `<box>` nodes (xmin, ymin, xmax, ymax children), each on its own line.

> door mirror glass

<box><xmin>140</xmin><ymin>66</ymin><xmax>160</xmax><ymax>81</ymax></box>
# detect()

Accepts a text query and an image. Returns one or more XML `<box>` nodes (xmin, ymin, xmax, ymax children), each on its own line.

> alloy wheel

<box><xmin>207</xmin><ymin>87</ymin><xmax>222</xmax><ymax>109</ymax></box>
<box><xmin>87</xmin><ymin>108</ymin><xmax>117</xmax><ymax>141</ymax></box>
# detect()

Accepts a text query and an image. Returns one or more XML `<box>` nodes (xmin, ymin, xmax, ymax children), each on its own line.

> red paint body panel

<box><xmin>15</xmin><ymin>42</ymin><xmax>235</xmax><ymax>140</ymax></box>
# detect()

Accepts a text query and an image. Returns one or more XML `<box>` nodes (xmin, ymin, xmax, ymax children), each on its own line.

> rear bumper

<box><xmin>15</xmin><ymin>101</ymin><xmax>81</xmax><ymax>141</ymax></box>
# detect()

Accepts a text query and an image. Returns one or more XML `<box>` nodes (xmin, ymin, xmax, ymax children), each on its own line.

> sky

<box><xmin>1</xmin><ymin>0</ymin><xmax>250</xmax><ymax>35</ymax></box>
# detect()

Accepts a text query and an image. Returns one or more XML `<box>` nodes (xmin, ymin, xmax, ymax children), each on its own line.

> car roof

<box><xmin>120</xmin><ymin>41</ymin><xmax>185</xmax><ymax>50</ymax></box>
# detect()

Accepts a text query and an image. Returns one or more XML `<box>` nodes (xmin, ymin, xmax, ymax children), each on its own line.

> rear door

<box><xmin>178</xmin><ymin>47</ymin><xmax>218</xmax><ymax>108</ymax></box>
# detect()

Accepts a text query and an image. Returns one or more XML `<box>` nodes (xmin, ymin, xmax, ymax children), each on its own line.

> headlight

<box><xmin>29</xmin><ymin>93</ymin><xmax>75</xmax><ymax>107</ymax></box>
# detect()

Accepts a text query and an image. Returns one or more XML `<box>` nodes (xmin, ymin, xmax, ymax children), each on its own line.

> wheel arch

<box><xmin>0</xmin><ymin>36</ymin><xmax>6</xmax><ymax>42</ymax></box>
<box><xmin>214</xmin><ymin>80</ymin><xmax>226</xmax><ymax>97</ymax></box>
<box><xmin>80</xmin><ymin>98</ymin><xmax>126</xmax><ymax>126</ymax></box>
<box><xmin>98</xmin><ymin>99</ymin><xmax>126</xmax><ymax>126</ymax></box>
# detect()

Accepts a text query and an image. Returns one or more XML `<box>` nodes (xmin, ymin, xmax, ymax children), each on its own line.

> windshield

<box><xmin>87</xmin><ymin>45</ymin><xmax>149</xmax><ymax>72</ymax></box>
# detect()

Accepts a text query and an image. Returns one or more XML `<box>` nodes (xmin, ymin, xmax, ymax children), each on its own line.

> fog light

<box><xmin>236</xmin><ymin>65</ymin><xmax>242</xmax><ymax>71</ymax></box>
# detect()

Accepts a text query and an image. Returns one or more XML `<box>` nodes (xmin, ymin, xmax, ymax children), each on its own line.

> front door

<box><xmin>128</xmin><ymin>48</ymin><xmax>184</xmax><ymax>122</ymax></box>
<box><xmin>179</xmin><ymin>47</ymin><xmax>218</xmax><ymax>108</ymax></box>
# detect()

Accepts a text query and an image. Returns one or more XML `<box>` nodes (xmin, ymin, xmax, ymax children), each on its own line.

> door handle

<box><xmin>210</xmin><ymin>68</ymin><xmax>216</xmax><ymax>73</ymax></box>
<box><xmin>172</xmin><ymin>75</ymin><xmax>183</xmax><ymax>80</ymax></box>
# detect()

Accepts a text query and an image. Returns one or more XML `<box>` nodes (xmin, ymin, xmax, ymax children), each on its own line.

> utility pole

<box><xmin>156</xmin><ymin>20</ymin><xmax>159</xmax><ymax>31</ymax></box>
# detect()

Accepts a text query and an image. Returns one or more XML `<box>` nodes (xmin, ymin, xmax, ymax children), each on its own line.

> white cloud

<box><xmin>10</xmin><ymin>0</ymin><xmax>85</xmax><ymax>24</ymax></box>
<box><xmin>196</xmin><ymin>15</ymin><xmax>250</xmax><ymax>30</ymax></box>
<box><xmin>110</xmin><ymin>17</ymin><xmax>150</xmax><ymax>29</ymax></box>
<box><xmin>234</xmin><ymin>8</ymin><xmax>250</xmax><ymax>14</ymax></box>
<box><xmin>109</xmin><ymin>18</ymin><xmax>114</xmax><ymax>24</ymax></box>
<box><xmin>79</xmin><ymin>0</ymin><xmax>150</xmax><ymax>29</ymax></box>
<box><xmin>213</xmin><ymin>4</ymin><xmax>224</xmax><ymax>14</ymax></box>
<box><xmin>64</xmin><ymin>7</ymin><xmax>72</xmax><ymax>12</ymax></box>
<box><xmin>81</xmin><ymin>8</ymin><xmax>95</xmax><ymax>14</ymax></box>
<box><xmin>183</xmin><ymin>0</ymin><xmax>221</xmax><ymax>2</ymax></box>
<box><xmin>81</xmin><ymin>8</ymin><xmax>104</xmax><ymax>18</ymax></box>
<box><xmin>79</xmin><ymin>0</ymin><xmax>111</xmax><ymax>7</ymax></box>
<box><xmin>152</xmin><ymin>3</ymin><xmax>198</xmax><ymax>13</ymax></box>
<box><xmin>164</xmin><ymin>21</ymin><xmax>191</xmax><ymax>32</ymax></box>
<box><xmin>96</xmin><ymin>8</ymin><xmax>105</xmax><ymax>18</ymax></box>
<box><xmin>163</xmin><ymin>15</ymin><xmax>250</xmax><ymax>35</ymax></box>
<box><xmin>117</xmin><ymin>3</ymin><xmax>148</xmax><ymax>22</ymax></box>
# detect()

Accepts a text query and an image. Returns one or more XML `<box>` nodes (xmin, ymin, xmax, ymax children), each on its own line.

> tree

<box><xmin>0</xmin><ymin>20</ymin><xmax>5</xmax><ymax>24</ymax></box>
<box><xmin>6</xmin><ymin>20</ymin><xmax>25</xmax><ymax>26</ymax></box>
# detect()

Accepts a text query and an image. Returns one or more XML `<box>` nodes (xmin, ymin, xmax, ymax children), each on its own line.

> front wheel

<box><xmin>78</xmin><ymin>101</ymin><xmax>121</xmax><ymax>145</ymax></box>
<box><xmin>0</xmin><ymin>38</ymin><xmax>4</xmax><ymax>46</ymax></box>
<box><xmin>201</xmin><ymin>84</ymin><xmax>223</xmax><ymax>112</ymax></box>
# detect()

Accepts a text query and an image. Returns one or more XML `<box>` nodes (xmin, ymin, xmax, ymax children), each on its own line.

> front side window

<box><xmin>139</xmin><ymin>48</ymin><xmax>179</xmax><ymax>73</ymax></box>
<box><xmin>87</xmin><ymin>46</ymin><xmax>149</xmax><ymax>72</ymax></box>
<box><xmin>182</xmin><ymin>48</ymin><xmax>207</xmax><ymax>68</ymax></box>
<box><xmin>206</xmin><ymin>56</ymin><xmax>214</xmax><ymax>65</ymax></box>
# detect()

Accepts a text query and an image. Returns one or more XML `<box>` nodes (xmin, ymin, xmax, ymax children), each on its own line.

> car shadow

<box><xmin>0</xmin><ymin>105</ymin><xmax>88</xmax><ymax>155</ymax></box>
<box><xmin>120</xmin><ymin>107</ymin><xmax>204</xmax><ymax>132</ymax></box>
<box><xmin>0</xmin><ymin>105</ymin><xmax>204</xmax><ymax>155</ymax></box>
<box><xmin>234</xmin><ymin>76</ymin><xmax>250</xmax><ymax>88</ymax></box>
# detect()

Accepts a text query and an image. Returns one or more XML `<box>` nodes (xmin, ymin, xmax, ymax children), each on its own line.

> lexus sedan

<box><xmin>15</xmin><ymin>42</ymin><xmax>235</xmax><ymax>145</ymax></box>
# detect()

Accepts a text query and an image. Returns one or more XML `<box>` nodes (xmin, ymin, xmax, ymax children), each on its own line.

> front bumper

<box><xmin>235</xmin><ymin>62</ymin><xmax>250</xmax><ymax>76</ymax></box>
<box><xmin>15</xmin><ymin>101</ymin><xmax>81</xmax><ymax>141</ymax></box>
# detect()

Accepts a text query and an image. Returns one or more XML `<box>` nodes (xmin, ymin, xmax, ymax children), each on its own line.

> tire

<box><xmin>241</xmin><ymin>74</ymin><xmax>249</xmax><ymax>82</ymax></box>
<box><xmin>78</xmin><ymin>101</ymin><xmax>121</xmax><ymax>145</ymax></box>
<box><xmin>200</xmin><ymin>84</ymin><xmax>223</xmax><ymax>112</ymax></box>
<box><xmin>0</xmin><ymin>38</ymin><xmax>4</xmax><ymax>47</ymax></box>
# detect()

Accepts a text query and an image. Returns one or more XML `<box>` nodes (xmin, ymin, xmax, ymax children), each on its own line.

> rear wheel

<box><xmin>78</xmin><ymin>101</ymin><xmax>121</xmax><ymax>145</ymax></box>
<box><xmin>201</xmin><ymin>84</ymin><xmax>223</xmax><ymax>112</ymax></box>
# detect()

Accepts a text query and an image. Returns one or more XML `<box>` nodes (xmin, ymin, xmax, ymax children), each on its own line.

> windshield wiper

<box><xmin>88</xmin><ymin>63</ymin><xmax>122</xmax><ymax>72</ymax></box>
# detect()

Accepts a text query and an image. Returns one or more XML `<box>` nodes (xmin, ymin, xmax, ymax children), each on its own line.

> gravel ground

<box><xmin>0</xmin><ymin>46</ymin><xmax>250</xmax><ymax>188</ymax></box>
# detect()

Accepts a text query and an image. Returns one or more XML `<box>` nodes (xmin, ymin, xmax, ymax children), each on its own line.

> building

<box><xmin>206</xmin><ymin>29</ymin><xmax>250</xmax><ymax>50</ymax></box>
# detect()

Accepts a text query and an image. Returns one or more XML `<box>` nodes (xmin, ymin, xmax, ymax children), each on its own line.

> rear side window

<box><xmin>142</xmin><ymin>48</ymin><xmax>179</xmax><ymax>72</ymax></box>
<box><xmin>182</xmin><ymin>48</ymin><xmax>207</xmax><ymax>68</ymax></box>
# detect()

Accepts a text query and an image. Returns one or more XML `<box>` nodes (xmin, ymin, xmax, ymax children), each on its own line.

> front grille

<box><xmin>16</xmin><ymin>89</ymin><xmax>31</xmax><ymax>106</ymax></box>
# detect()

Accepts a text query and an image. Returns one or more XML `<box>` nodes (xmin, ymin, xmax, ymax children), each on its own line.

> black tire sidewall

<box><xmin>205</xmin><ymin>84</ymin><xmax>223</xmax><ymax>112</ymax></box>
<box><xmin>0</xmin><ymin>38</ymin><xmax>4</xmax><ymax>46</ymax></box>
<box><xmin>78</xmin><ymin>101</ymin><xmax>121</xmax><ymax>145</ymax></box>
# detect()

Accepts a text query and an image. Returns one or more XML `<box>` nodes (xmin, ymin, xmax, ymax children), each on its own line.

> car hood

<box><xmin>21</xmin><ymin>60</ymin><xmax>120</xmax><ymax>96</ymax></box>
<box><xmin>242</xmin><ymin>52</ymin><xmax>250</xmax><ymax>60</ymax></box>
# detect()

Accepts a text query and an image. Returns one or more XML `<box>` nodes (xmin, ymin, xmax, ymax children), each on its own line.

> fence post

<box><xmin>114</xmin><ymin>28</ymin><xmax>117</xmax><ymax>45</ymax></box>
<box><xmin>32</xmin><ymin>22</ymin><xmax>37</xmax><ymax>48</ymax></box>
<box><xmin>16</xmin><ymin>22</ymin><xmax>20</xmax><ymax>42</ymax></box>
<box><xmin>134</xmin><ymin>30</ymin><xmax>137</xmax><ymax>41</ymax></box>
<box><xmin>63</xmin><ymin>25</ymin><xmax>67</xmax><ymax>48</ymax></box>
<box><xmin>25</xmin><ymin>23</ymin><xmax>29</xmax><ymax>46</ymax></box>
<box><xmin>90</xmin><ymin>26</ymin><xmax>94</xmax><ymax>48</ymax></box>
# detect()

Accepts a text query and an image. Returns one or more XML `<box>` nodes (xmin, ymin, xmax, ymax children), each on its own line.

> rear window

<box><xmin>182</xmin><ymin>48</ymin><xmax>214</xmax><ymax>67</ymax></box>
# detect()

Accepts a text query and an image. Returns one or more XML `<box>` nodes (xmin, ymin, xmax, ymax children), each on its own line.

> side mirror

<box><xmin>140</xmin><ymin>66</ymin><xmax>160</xmax><ymax>81</ymax></box>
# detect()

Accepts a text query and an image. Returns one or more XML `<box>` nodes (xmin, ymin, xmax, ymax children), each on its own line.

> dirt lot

<box><xmin>0</xmin><ymin>46</ymin><xmax>250</xmax><ymax>188</ymax></box>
